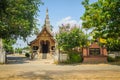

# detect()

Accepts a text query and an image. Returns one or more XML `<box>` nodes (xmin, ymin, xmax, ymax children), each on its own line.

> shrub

<box><xmin>68</xmin><ymin>51</ymin><xmax>83</xmax><ymax>63</ymax></box>
<box><xmin>116</xmin><ymin>56</ymin><xmax>120</xmax><ymax>59</ymax></box>
<box><xmin>115</xmin><ymin>56</ymin><xmax>120</xmax><ymax>61</ymax></box>
<box><xmin>107</xmin><ymin>56</ymin><xmax>115</xmax><ymax>62</ymax></box>
<box><xmin>25</xmin><ymin>53</ymin><xmax>30</xmax><ymax>58</ymax></box>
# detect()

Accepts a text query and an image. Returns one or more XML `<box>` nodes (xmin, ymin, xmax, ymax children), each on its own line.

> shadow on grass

<box><xmin>58</xmin><ymin>61</ymin><xmax>120</xmax><ymax>66</ymax></box>
<box><xmin>4</xmin><ymin>70</ymin><xmax>89</xmax><ymax>80</ymax></box>
<box><xmin>1</xmin><ymin>69</ymin><xmax>120</xmax><ymax>80</ymax></box>
<box><xmin>57</xmin><ymin>61</ymin><xmax>108</xmax><ymax>66</ymax></box>
<box><xmin>7</xmin><ymin>71</ymin><xmax>54</xmax><ymax>80</ymax></box>
<box><xmin>57</xmin><ymin>62</ymin><xmax>83</xmax><ymax>66</ymax></box>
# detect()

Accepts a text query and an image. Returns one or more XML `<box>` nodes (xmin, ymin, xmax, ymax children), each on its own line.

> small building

<box><xmin>29</xmin><ymin>9</ymin><xmax>55</xmax><ymax>59</ymax></box>
<box><xmin>83</xmin><ymin>42</ymin><xmax>107</xmax><ymax>56</ymax></box>
<box><xmin>83</xmin><ymin>41</ymin><xmax>108</xmax><ymax>63</ymax></box>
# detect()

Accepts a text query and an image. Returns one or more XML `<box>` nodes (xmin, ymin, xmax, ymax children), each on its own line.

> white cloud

<box><xmin>78</xmin><ymin>19</ymin><xmax>83</xmax><ymax>27</ymax></box>
<box><xmin>52</xmin><ymin>16</ymin><xmax>83</xmax><ymax>33</ymax></box>
<box><xmin>57</xmin><ymin>16</ymin><xmax>82</xmax><ymax>28</ymax></box>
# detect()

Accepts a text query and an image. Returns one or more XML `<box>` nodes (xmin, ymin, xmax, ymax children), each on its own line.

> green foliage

<box><xmin>0</xmin><ymin>0</ymin><xmax>43</xmax><ymax>40</ymax></box>
<box><xmin>22</xmin><ymin>46</ymin><xmax>30</xmax><ymax>50</ymax></box>
<box><xmin>81</xmin><ymin>0</ymin><xmax>120</xmax><ymax>39</ymax></box>
<box><xmin>25</xmin><ymin>53</ymin><xmax>30</xmax><ymax>58</ymax></box>
<box><xmin>107</xmin><ymin>56</ymin><xmax>115</xmax><ymax>62</ymax></box>
<box><xmin>115</xmin><ymin>56</ymin><xmax>120</xmax><ymax>61</ymax></box>
<box><xmin>107</xmin><ymin>56</ymin><xmax>120</xmax><ymax>62</ymax></box>
<box><xmin>56</xmin><ymin>25</ymin><xmax>88</xmax><ymax>51</ymax></box>
<box><xmin>68</xmin><ymin>51</ymin><xmax>83</xmax><ymax>63</ymax></box>
<box><xmin>50</xmin><ymin>25</ymin><xmax>54</xmax><ymax>31</ymax></box>
<box><xmin>3</xmin><ymin>39</ymin><xmax>16</xmax><ymax>53</ymax></box>
<box><xmin>106</xmin><ymin>39</ymin><xmax>120</xmax><ymax>51</ymax></box>
<box><xmin>15</xmin><ymin>48</ymin><xmax>22</xmax><ymax>54</ymax></box>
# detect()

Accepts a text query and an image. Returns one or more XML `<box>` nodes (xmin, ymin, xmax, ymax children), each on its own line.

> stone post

<box><xmin>83</xmin><ymin>47</ymin><xmax>88</xmax><ymax>56</ymax></box>
<box><xmin>0</xmin><ymin>38</ymin><xmax>6</xmax><ymax>64</ymax></box>
<box><xmin>103</xmin><ymin>47</ymin><xmax>107</xmax><ymax>56</ymax></box>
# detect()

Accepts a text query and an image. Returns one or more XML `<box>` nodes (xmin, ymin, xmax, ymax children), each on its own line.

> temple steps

<box><xmin>35</xmin><ymin>53</ymin><xmax>53</xmax><ymax>59</ymax></box>
<box><xmin>83</xmin><ymin>56</ymin><xmax>108</xmax><ymax>64</ymax></box>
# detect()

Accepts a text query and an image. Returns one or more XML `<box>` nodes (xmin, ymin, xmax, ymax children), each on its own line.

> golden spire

<box><xmin>44</xmin><ymin>8</ymin><xmax>51</xmax><ymax>31</ymax></box>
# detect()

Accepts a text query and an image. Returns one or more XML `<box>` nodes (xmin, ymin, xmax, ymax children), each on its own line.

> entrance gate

<box><xmin>40</xmin><ymin>40</ymin><xmax>50</xmax><ymax>59</ymax></box>
<box><xmin>89</xmin><ymin>48</ymin><xmax>100</xmax><ymax>56</ymax></box>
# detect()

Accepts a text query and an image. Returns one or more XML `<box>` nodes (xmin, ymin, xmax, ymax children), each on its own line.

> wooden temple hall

<box><xmin>29</xmin><ymin>9</ymin><xmax>55</xmax><ymax>59</ymax></box>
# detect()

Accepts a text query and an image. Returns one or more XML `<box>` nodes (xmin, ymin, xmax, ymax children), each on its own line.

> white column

<box><xmin>0</xmin><ymin>38</ymin><xmax>6</xmax><ymax>64</ymax></box>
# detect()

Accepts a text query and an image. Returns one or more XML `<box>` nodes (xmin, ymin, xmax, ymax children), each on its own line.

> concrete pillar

<box><xmin>83</xmin><ymin>47</ymin><xmax>88</xmax><ymax>56</ymax></box>
<box><xmin>0</xmin><ymin>38</ymin><xmax>6</xmax><ymax>64</ymax></box>
<box><xmin>103</xmin><ymin>48</ymin><xmax>107</xmax><ymax>56</ymax></box>
<box><xmin>0</xmin><ymin>51</ymin><xmax>6</xmax><ymax>64</ymax></box>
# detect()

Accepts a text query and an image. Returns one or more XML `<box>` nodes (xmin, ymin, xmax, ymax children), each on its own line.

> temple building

<box><xmin>29</xmin><ymin>9</ymin><xmax>55</xmax><ymax>59</ymax></box>
<box><xmin>29</xmin><ymin>9</ymin><xmax>107</xmax><ymax>63</ymax></box>
<box><xmin>82</xmin><ymin>41</ymin><xmax>108</xmax><ymax>63</ymax></box>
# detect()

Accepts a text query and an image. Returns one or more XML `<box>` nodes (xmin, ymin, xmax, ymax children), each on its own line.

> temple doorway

<box><xmin>89</xmin><ymin>48</ymin><xmax>100</xmax><ymax>56</ymax></box>
<box><xmin>40</xmin><ymin>40</ymin><xmax>50</xmax><ymax>59</ymax></box>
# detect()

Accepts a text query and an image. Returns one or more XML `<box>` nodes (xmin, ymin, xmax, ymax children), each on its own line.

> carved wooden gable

<box><xmin>37</xmin><ymin>27</ymin><xmax>52</xmax><ymax>38</ymax></box>
<box><xmin>89</xmin><ymin>42</ymin><xmax>100</xmax><ymax>48</ymax></box>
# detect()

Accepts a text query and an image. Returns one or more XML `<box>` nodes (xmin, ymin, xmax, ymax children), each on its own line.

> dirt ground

<box><xmin>0</xmin><ymin>54</ymin><xmax>120</xmax><ymax>80</ymax></box>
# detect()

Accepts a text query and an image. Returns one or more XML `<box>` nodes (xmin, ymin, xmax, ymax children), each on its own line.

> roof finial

<box><xmin>46</xmin><ymin>8</ymin><xmax>48</xmax><ymax>13</ymax></box>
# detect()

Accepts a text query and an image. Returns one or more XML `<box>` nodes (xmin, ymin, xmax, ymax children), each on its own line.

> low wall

<box><xmin>110</xmin><ymin>51</ymin><xmax>120</xmax><ymax>57</ymax></box>
<box><xmin>0</xmin><ymin>52</ymin><xmax>6</xmax><ymax>64</ymax></box>
<box><xmin>53</xmin><ymin>53</ymin><xmax>68</xmax><ymax>63</ymax></box>
<box><xmin>59</xmin><ymin>54</ymin><xmax>68</xmax><ymax>62</ymax></box>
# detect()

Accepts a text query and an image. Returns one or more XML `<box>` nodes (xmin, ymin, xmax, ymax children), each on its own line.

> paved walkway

<box><xmin>0</xmin><ymin>54</ymin><xmax>120</xmax><ymax>80</ymax></box>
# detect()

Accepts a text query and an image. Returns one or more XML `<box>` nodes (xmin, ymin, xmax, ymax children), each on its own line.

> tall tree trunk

<box><xmin>0</xmin><ymin>38</ymin><xmax>6</xmax><ymax>64</ymax></box>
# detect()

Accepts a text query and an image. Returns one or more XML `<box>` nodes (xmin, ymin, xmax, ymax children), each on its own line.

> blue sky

<box><xmin>13</xmin><ymin>0</ymin><xmax>97</xmax><ymax>48</ymax></box>
<box><xmin>36</xmin><ymin>0</ymin><xmax>85</xmax><ymax>33</ymax></box>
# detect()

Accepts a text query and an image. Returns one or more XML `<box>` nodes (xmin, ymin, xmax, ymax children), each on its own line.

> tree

<box><xmin>0</xmin><ymin>0</ymin><xmax>43</xmax><ymax>39</ymax></box>
<box><xmin>3</xmin><ymin>39</ymin><xmax>16</xmax><ymax>54</ymax></box>
<box><xmin>15</xmin><ymin>48</ymin><xmax>22</xmax><ymax>54</ymax></box>
<box><xmin>81</xmin><ymin>0</ymin><xmax>120</xmax><ymax>39</ymax></box>
<box><xmin>56</xmin><ymin>25</ymin><xmax>88</xmax><ymax>52</ymax></box>
<box><xmin>23</xmin><ymin>46</ymin><xmax>30</xmax><ymax>50</ymax></box>
<box><xmin>106</xmin><ymin>39</ymin><xmax>120</xmax><ymax>51</ymax></box>
<box><xmin>50</xmin><ymin>25</ymin><xmax>54</xmax><ymax>31</ymax></box>
<box><xmin>0</xmin><ymin>0</ymin><xmax>43</xmax><ymax>63</ymax></box>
